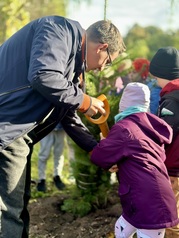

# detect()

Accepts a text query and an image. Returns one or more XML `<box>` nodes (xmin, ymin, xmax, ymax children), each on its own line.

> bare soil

<box><xmin>29</xmin><ymin>183</ymin><xmax>122</xmax><ymax>238</ymax></box>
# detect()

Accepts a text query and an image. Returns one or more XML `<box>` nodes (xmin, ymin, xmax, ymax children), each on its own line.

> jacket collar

<box><xmin>160</xmin><ymin>78</ymin><xmax>179</xmax><ymax>97</ymax></box>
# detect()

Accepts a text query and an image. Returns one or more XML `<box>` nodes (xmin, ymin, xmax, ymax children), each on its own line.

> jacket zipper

<box><xmin>0</xmin><ymin>85</ymin><xmax>31</xmax><ymax>97</ymax></box>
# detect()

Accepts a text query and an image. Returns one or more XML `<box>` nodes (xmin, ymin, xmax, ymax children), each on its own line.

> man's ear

<box><xmin>96</xmin><ymin>43</ymin><xmax>108</xmax><ymax>53</ymax></box>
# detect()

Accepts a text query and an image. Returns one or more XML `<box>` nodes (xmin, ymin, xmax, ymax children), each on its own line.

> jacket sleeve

<box><xmin>28</xmin><ymin>17</ymin><xmax>87</xmax><ymax>110</ymax></box>
<box><xmin>61</xmin><ymin>110</ymin><xmax>97</xmax><ymax>152</ymax></box>
<box><xmin>91</xmin><ymin>123</ymin><xmax>128</xmax><ymax>169</ymax></box>
<box><xmin>159</xmin><ymin>97</ymin><xmax>179</xmax><ymax>138</ymax></box>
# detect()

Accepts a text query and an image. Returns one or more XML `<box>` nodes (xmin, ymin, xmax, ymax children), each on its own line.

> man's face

<box><xmin>129</xmin><ymin>71</ymin><xmax>141</xmax><ymax>81</ymax></box>
<box><xmin>85</xmin><ymin>42</ymin><xmax>119</xmax><ymax>72</ymax></box>
<box><xmin>156</xmin><ymin>77</ymin><xmax>170</xmax><ymax>88</ymax></box>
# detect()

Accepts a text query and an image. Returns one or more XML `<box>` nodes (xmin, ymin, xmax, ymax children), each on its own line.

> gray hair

<box><xmin>86</xmin><ymin>20</ymin><xmax>126</xmax><ymax>55</ymax></box>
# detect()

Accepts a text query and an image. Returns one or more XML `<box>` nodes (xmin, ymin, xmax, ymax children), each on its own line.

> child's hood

<box><xmin>127</xmin><ymin>112</ymin><xmax>173</xmax><ymax>145</ymax></box>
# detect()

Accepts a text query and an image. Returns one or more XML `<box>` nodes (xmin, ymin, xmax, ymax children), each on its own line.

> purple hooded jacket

<box><xmin>91</xmin><ymin>112</ymin><xmax>179</xmax><ymax>229</ymax></box>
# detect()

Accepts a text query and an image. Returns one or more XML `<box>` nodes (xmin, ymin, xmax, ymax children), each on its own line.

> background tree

<box><xmin>0</xmin><ymin>0</ymin><xmax>91</xmax><ymax>44</ymax></box>
<box><xmin>124</xmin><ymin>24</ymin><xmax>179</xmax><ymax>60</ymax></box>
<box><xmin>25</xmin><ymin>0</ymin><xmax>68</xmax><ymax>21</ymax></box>
<box><xmin>0</xmin><ymin>0</ymin><xmax>30</xmax><ymax>43</ymax></box>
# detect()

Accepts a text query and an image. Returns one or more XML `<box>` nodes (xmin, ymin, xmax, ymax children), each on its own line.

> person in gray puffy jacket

<box><xmin>0</xmin><ymin>15</ymin><xmax>126</xmax><ymax>237</ymax></box>
<box><xmin>91</xmin><ymin>82</ymin><xmax>179</xmax><ymax>238</ymax></box>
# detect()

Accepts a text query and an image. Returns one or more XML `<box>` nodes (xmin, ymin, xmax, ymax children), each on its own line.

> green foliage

<box><xmin>0</xmin><ymin>0</ymin><xmax>72</xmax><ymax>43</ymax></box>
<box><xmin>124</xmin><ymin>24</ymin><xmax>179</xmax><ymax>60</ymax></box>
<box><xmin>25</xmin><ymin>0</ymin><xmax>68</xmax><ymax>21</ymax></box>
<box><xmin>61</xmin><ymin>197</ymin><xmax>92</xmax><ymax>217</ymax></box>
<box><xmin>0</xmin><ymin>0</ymin><xmax>30</xmax><ymax>43</ymax></box>
<box><xmin>61</xmin><ymin>186</ymin><xmax>110</xmax><ymax>217</ymax></box>
<box><xmin>61</xmin><ymin>177</ymin><xmax>111</xmax><ymax>217</ymax></box>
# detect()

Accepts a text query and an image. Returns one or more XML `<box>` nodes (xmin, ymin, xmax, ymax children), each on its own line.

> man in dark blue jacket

<box><xmin>0</xmin><ymin>15</ymin><xmax>125</xmax><ymax>237</ymax></box>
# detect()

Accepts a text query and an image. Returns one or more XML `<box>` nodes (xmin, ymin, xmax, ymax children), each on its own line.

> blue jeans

<box><xmin>0</xmin><ymin>135</ymin><xmax>33</xmax><ymax>238</ymax></box>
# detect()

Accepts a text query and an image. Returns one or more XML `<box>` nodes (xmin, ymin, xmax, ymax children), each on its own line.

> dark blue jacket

<box><xmin>0</xmin><ymin>16</ymin><xmax>97</xmax><ymax>151</ymax></box>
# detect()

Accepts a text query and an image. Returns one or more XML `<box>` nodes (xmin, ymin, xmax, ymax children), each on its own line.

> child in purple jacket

<box><xmin>90</xmin><ymin>82</ymin><xmax>179</xmax><ymax>238</ymax></box>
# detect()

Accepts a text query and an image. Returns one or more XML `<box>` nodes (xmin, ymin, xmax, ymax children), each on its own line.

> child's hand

<box><xmin>100</xmin><ymin>132</ymin><xmax>105</xmax><ymax>140</ymax></box>
<box><xmin>109</xmin><ymin>164</ymin><xmax>118</xmax><ymax>173</ymax></box>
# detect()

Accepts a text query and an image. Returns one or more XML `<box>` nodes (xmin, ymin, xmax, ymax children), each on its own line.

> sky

<box><xmin>67</xmin><ymin>0</ymin><xmax>179</xmax><ymax>36</ymax></box>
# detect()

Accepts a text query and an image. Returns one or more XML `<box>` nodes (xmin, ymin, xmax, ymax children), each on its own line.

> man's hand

<box><xmin>84</xmin><ymin>97</ymin><xmax>106</xmax><ymax>117</ymax></box>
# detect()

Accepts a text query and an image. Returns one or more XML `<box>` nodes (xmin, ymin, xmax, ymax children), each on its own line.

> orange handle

<box><xmin>85</xmin><ymin>94</ymin><xmax>110</xmax><ymax>137</ymax></box>
<box><xmin>98</xmin><ymin>122</ymin><xmax>109</xmax><ymax>138</ymax></box>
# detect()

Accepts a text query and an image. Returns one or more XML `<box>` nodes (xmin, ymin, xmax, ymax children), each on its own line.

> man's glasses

<box><xmin>106</xmin><ymin>48</ymin><xmax>112</xmax><ymax>67</ymax></box>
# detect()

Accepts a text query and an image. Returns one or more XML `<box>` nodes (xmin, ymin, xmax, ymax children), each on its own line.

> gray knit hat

<box><xmin>149</xmin><ymin>46</ymin><xmax>179</xmax><ymax>80</ymax></box>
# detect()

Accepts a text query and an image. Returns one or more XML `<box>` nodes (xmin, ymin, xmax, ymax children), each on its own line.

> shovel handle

<box><xmin>98</xmin><ymin>122</ymin><xmax>110</xmax><ymax>138</ymax></box>
<box><xmin>85</xmin><ymin>94</ymin><xmax>110</xmax><ymax>137</ymax></box>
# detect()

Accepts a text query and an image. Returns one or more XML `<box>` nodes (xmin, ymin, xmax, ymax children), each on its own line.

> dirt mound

<box><xmin>29</xmin><ymin>185</ymin><xmax>122</xmax><ymax>238</ymax></box>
